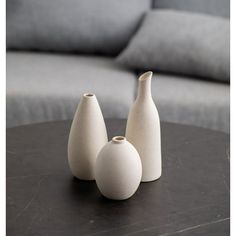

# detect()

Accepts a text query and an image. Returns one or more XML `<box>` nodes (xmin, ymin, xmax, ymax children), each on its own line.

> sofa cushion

<box><xmin>117</xmin><ymin>10</ymin><xmax>230</xmax><ymax>83</ymax></box>
<box><xmin>153</xmin><ymin>0</ymin><xmax>230</xmax><ymax>18</ymax></box>
<box><xmin>151</xmin><ymin>73</ymin><xmax>230</xmax><ymax>133</ymax></box>
<box><xmin>7</xmin><ymin>52</ymin><xmax>136</xmax><ymax>127</ymax></box>
<box><xmin>7</xmin><ymin>0</ymin><xmax>151</xmax><ymax>55</ymax></box>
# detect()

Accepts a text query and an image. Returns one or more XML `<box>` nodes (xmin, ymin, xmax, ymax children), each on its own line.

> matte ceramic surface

<box><xmin>7</xmin><ymin>119</ymin><xmax>230</xmax><ymax>236</ymax></box>
<box><xmin>68</xmin><ymin>93</ymin><xmax>108</xmax><ymax>180</ymax></box>
<box><xmin>95</xmin><ymin>136</ymin><xmax>142</xmax><ymax>200</ymax></box>
<box><xmin>126</xmin><ymin>72</ymin><xmax>162</xmax><ymax>182</ymax></box>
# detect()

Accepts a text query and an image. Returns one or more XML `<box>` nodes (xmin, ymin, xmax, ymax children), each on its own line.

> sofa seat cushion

<box><xmin>152</xmin><ymin>74</ymin><xmax>229</xmax><ymax>133</ymax></box>
<box><xmin>7</xmin><ymin>52</ymin><xmax>136</xmax><ymax>127</ymax></box>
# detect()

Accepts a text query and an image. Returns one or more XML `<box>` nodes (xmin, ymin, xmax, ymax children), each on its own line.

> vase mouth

<box><xmin>139</xmin><ymin>71</ymin><xmax>153</xmax><ymax>81</ymax></box>
<box><xmin>83</xmin><ymin>93</ymin><xmax>95</xmax><ymax>98</ymax></box>
<box><xmin>112</xmin><ymin>136</ymin><xmax>126</xmax><ymax>143</ymax></box>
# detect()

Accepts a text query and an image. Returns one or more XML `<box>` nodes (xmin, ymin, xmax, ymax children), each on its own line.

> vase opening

<box><xmin>139</xmin><ymin>71</ymin><xmax>153</xmax><ymax>81</ymax></box>
<box><xmin>112</xmin><ymin>136</ymin><xmax>126</xmax><ymax>144</ymax></box>
<box><xmin>84</xmin><ymin>93</ymin><xmax>95</xmax><ymax>97</ymax></box>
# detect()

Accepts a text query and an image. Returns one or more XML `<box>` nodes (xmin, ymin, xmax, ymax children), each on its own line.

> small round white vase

<box><xmin>95</xmin><ymin>136</ymin><xmax>142</xmax><ymax>200</ymax></box>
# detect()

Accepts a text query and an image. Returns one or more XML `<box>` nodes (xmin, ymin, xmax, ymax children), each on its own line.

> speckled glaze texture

<box><xmin>126</xmin><ymin>72</ymin><xmax>162</xmax><ymax>182</ymax></box>
<box><xmin>68</xmin><ymin>93</ymin><xmax>108</xmax><ymax>180</ymax></box>
<box><xmin>95</xmin><ymin>136</ymin><xmax>142</xmax><ymax>200</ymax></box>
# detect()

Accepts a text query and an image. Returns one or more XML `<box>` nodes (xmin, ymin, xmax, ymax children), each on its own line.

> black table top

<box><xmin>7</xmin><ymin>119</ymin><xmax>230</xmax><ymax>236</ymax></box>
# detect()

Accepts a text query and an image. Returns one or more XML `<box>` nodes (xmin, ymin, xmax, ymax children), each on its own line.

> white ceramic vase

<box><xmin>68</xmin><ymin>93</ymin><xmax>108</xmax><ymax>180</ymax></box>
<box><xmin>126</xmin><ymin>71</ymin><xmax>162</xmax><ymax>182</ymax></box>
<box><xmin>95</xmin><ymin>136</ymin><xmax>142</xmax><ymax>200</ymax></box>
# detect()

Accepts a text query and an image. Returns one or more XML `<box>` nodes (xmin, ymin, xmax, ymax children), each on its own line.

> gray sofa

<box><xmin>6</xmin><ymin>0</ymin><xmax>230</xmax><ymax>133</ymax></box>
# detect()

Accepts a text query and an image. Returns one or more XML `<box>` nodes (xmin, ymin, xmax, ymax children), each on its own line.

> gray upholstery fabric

<box><xmin>153</xmin><ymin>0</ymin><xmax>230</xmax><ymax>18</ymax></box>
<box><xmin>117</xmin><ymin>10</ymin><xmax>230</xmax><ymax>83</ymax></box>
<box><xmin>7</xmin><ymin>0</ymin><xmax>151</xmax><ymax>55</ymax></box>
<box><xmin>6</xmin><ymin>52</ymin><xmax>136</xmax><ymax>127</ymax></box>
<box><xmin>6</xmin><ymin>52</ymin><xmax>230</xmax><ymax>132</ymax></box>
<box><xmin>151</xmin><ymin>73</ymin><xmax>230</xmax><ymax>133</ymax></box>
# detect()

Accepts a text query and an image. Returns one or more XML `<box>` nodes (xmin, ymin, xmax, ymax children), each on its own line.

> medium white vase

<box><xmin>126</xmin><ymin>71</ymin><xmax>162</xmax><ymax>182</ymax></box>
<box><xmin>95</xmin><ymin>136</ymin><xmax>142</xmax><ymax>200</ymax></box>
<box><xmin>68</xmin><ymin>93</ymin><xmax>108</xmax><ymax>180</ymax></box>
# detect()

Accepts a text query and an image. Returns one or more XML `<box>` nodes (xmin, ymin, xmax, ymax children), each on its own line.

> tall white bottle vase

<box><xmin>126</xmin><ymin>72</ymin><xmax>162</xmax><ymax>182</ymax></box>
<box><xmin>68</xmin><ymin>93</ymin><xmax>108</xmax><ymax>180</ymax></box>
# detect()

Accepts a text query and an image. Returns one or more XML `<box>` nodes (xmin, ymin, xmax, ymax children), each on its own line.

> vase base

<box><xmin>141</xmin><ymin>174</ymin><xmax>161</xmax><ymax>183</ymax></box>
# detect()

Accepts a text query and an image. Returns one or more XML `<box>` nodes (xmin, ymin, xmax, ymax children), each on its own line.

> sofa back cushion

<box><xmin>7</xmin><ymin>0</ymin><xmax>151</xmax><ymax>55</ymax></box>
<box><xmin>117</xmin><ymin>10</ymin><xmax>230</xmax><ymax>82</ymax></box>
<box><xmin>153</xmin><ymin>0</ymin><xmax>230</xmax><ymax>18</ymax></box>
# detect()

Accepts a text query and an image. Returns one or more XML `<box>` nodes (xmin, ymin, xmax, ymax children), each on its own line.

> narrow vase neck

<box><xmin>82</xmin><ymin>93</ymin><xmax>96</xmax><ymax>103</ymax></box>
<box><xmin>137</xmin><ymin>72</ymin><xmax>152</xmax><ymax>100</ymax></box>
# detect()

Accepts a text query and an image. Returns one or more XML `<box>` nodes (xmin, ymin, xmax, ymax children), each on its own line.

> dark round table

<box><xmin>7</xmin><ymin>119</ymin><xmax>230</xmax><ymax>236</ymax></box>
